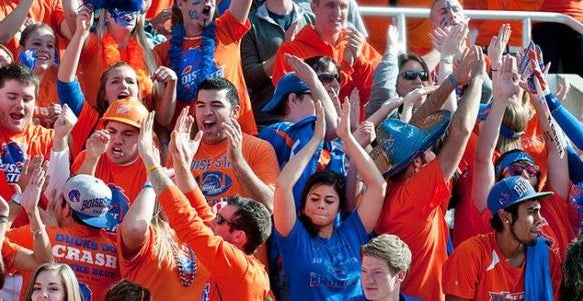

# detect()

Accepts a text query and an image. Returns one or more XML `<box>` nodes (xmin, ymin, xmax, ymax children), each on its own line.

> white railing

<box><xmin>359</xmin><ymin>7</ymin><xmax>583</xmax><ymax>50</ymax></box>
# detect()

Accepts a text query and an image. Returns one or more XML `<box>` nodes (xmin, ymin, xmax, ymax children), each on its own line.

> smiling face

<box><xmin>312</xmin><ymin>0</ymin><xmax>348</xmax><ymax>37</ymax></box>
<box><xmin>30</xmin><ymin>269</ymin><xmax>66</xmax><ymax>301</ymax></box>
<box><xmin>105</xmin><ymin>121</ymin><xmax>140</xmax><ymax>165</ymax></box>
<box><xmin>194</xmin><ymin>88</ymin><xmax>239</xmax><ymax>145</ymax></box>
<box><xmin>22</xmin><ymin>26</ymin><xmax>56</xmax><ymax>72</ymax></box>
<box><xmin>178</xmin><ymin>0</ymin><xmax>216</xmax><ymax>29</ymax></box>
<box><xmin>103</xmin><ymin>66</ymin><xmax>139</xmax><ymax>105</ymax></box>
<box><xmin>396</xmin><ymin>59</ymin><xmax>428</xmax><ymax>97</ymax></box>
<box><xmin>361</xmin><ymin>255</ymin><xmax>403</xmax><ymax>301</ymax></box>
<box><xmin>0</xmin><ymin>79</ymin><xmax>35</xmax><ymax>133</ymax></box>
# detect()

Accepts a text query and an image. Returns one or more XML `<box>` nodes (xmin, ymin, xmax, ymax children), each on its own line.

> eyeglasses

<box><xmin>318</xmin><ymin>73</ymin><xmax>340</xmax><ymax>83</ymax></box>
<box><xmin>503</xmin><ymin>164</ymin><xmax>540</xmax><ymax>178</ymax></box>
<box><xmin>400</xmin><ymin>71</ymin><xmax>429</xmax><ymax>81</ymax></box>
<box><xmin>215</xmin><ymin>214</ymin><xmax>233</xmax><ymax>226</ymax></box>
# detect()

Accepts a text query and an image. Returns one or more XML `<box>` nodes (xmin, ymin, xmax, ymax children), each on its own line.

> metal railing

<box><xmin>359</xmin><ymin>7</ymin><xmax>583</xmax><ymax>50</ymax></box>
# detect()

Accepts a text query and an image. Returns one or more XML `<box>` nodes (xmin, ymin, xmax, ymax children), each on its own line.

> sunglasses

<box><xmin>401</xmin><ymin>71</ymin><xmax>429</xmax><ymax>81</ymax></box>
<box><xmin>318</xmin><ymin>73</ymin><xmax>340</xmax><ymax>83</ymax></box>
<box><xmin>215</xmin><ymin>213</ymin><xmax>233</xmax><ymax>226</ymax></box>
<box><xmin>503</xmin><ymin>164</ymin><xmax>540</xmax><ymax>178</ymax></box>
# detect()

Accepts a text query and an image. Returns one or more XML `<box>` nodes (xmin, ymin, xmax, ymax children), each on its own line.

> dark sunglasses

<box><xmin>318</xmin><ymin>73</ymin><xmax>340</xmax><ymax>83</ymax></box>
<box><xmin>503</xmin><ymin>164</ymin><xmax>540</xmax><ymax>178</ymax></box>
<box><xmin>215</xmin><ymin>214</ymin><xmax>233</xmax><ymax>226</ymax></box>
<box><xmin>401</xmin><ymin>71</ymin><xmax>429</xmax><ymax>81</ymax></box>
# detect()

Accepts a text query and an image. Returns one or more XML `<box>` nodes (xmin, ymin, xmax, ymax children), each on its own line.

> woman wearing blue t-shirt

<box><xmin>273</xmin><ymin>100</ymin><xmax>387</xmax><ymax>300</ymax></box>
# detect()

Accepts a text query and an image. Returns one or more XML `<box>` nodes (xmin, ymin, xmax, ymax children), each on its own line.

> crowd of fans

<box><xmin>1</xmin><ymin>0</ymin><xmax>583</xmax><ymax>300</ymax></box>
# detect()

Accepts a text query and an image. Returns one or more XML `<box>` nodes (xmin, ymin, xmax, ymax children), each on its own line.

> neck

<box><xmin>266</xmin><ymin>0</ymin><xmax>293</xmax><ymax>14</ymax></box>
<box><xmin>495</xmin><ymin>230</ymin><xmax>525</xmax><ymax>262</ymax></box>
<box><xmin>317</xmin><ymin>223</ymin><xmax>334</xmax><ymax>239</ymax></box>
<box><xmin>35</xmin><ymin>67</ymin><xmax>46</xmax><ymax>80</ymax></box>
<box><xmin>111</xmin><ymin>30</ymin><xmax>131</xmax><ymax>49</ymax></box>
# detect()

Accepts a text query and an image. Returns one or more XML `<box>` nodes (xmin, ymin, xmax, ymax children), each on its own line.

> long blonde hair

<box><xmin>497</xmin><ymin>93</ymin><xmax>531</xmax><ymax>153</ymax></box>
<box><xmin>24</xmin><ymin>263</ymin><xmax>83</xmax><ymax>301</ymax></box>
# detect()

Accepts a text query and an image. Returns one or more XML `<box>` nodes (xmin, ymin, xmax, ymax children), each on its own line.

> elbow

<box><xmin>449</xmin><ymin>121</ymin><xmax>472</xmax><ymax>140</ymax></box>
<box><xmin>121</xmin><ymin>220</ymin><xmax>149</xmax><ymax>241</ymax></box>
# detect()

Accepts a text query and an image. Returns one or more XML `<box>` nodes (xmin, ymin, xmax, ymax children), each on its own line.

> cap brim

<box><xmin>514</xmin><ymin>190</ymin><xmax>554</xmax><ymax>205</ymax></box>
<box><xmin>73</xmin><ymin>210</ymin><xmax>119</xmax><ymax>230</ymax></box>
<box><xmin>100</xmin><ymin>116</ymin><xmax>141</xmax><ymax>129</ymax></box>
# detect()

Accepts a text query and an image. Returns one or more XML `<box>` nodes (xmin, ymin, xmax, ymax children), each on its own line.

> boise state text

<box><xmin>0</xmin><ymin>141</ymin><xmax>26</xmax><ymax>183</ymax></box>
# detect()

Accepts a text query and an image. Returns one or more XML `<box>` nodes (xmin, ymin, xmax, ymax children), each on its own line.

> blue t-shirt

<box><xmin>275</xmin><ymin>212</ymin><xmax>369</xmax><ymax>300</ymax></box>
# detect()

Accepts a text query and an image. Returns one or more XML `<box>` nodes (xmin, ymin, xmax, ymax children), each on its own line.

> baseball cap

<box><xmin>487</xmin><ymin>176</ymin><xmax>553</xmax><ymax>214</ymax></box>
<box><xmin>63</xmin><ymin>174</ymin><xmax>128</xmax><ymax>232</ymax></box>
<box><xmin>100</xmin><ymin>97</ymin><xmax>149</xmax><ymax>129</ymax></box>
<box><xmin>262</xmin><ymin>72</ymin><xmax>310</xmax><ymax>113</ymax></box>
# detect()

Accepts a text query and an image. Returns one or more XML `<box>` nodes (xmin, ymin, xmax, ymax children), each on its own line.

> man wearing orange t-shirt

<box><xmin>443</xmin><ymin>176</ymin><xmax>562</xmax><ymax>300</ymax></box>
<box><xmin>373</xmin><ymin>47</ymin><xmax>483</xmax><ymax>301</ymax></box>
<box><xmin>137</xmin><ymin>111</ymin><xmax>273</xmax><ymax>300</ymax></box>
<box><xmin>155</xmin><ymin>0</ymin><xmax>257</xmax><ymax>135</ymax></box>
<box><xmin>272</xmin><ymin>0</ymin><xmax>381</xmax><ymax>122</ymax></box>
<box><xmin>187</xmin><ymin>78</ymin><xmax>279</xmax><ymax>213</ymax></box>
<box><xmin>71</xmin><ymin>97</ymin><xmax>149</xmax><ymax>204</ymax></box>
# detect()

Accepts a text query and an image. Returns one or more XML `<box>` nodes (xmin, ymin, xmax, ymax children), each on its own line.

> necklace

<box><xmin>169</xmin><ymin>238</ymin><xmax>197</xmax><ymax>287</ymax></box>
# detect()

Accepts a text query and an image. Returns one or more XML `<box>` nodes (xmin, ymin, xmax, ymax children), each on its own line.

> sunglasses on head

<box><xmin>401</xmin><ymin>71</ymin><xmax>429</xmax><ymax>81</ymax></box>
<box><xmin>503</xmin><ymin>163</ymin><xmax>539</xmax><ymax>178</ymax></box>
<box><xmin>318</xmin><ymin>73</ymin><xmax>340</xmax><ymax>83</ymax></box>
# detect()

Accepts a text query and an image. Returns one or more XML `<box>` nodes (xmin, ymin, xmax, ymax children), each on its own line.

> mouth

<box><xmin>202</xmin><ymin>5</ymin><xmax>212</xmax><ymax>17</ymax></box>
<box><xmin>202</xmin><ymin>120</ymin><xmax>216</xmax><ymax>131</ymax></box>
<box><xmin>117</xmin><ymin>91</ymin><xmax>130</xmax><ymax>99</ymax></box>
<box><xmin>10</xmin><ymin>112</ymin><xmax>24</xmax><ymax>121</ymax></box>
<box><xmin>111</xmin><ymin>146</ymin><xmax>124</xmax><ymax>157</ymax></box>
<box><xmin>36</xmin><ymin>53</ymin><xmax>50</xmax><ymax>61</ymax></box>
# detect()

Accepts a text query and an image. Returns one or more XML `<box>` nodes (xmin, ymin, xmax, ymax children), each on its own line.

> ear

<box><xmin>412</xmin><ymin>156</ymin><xmax>424</xmax><ymax>169</ymax></box>
<box><xmin>233</xmin><ymin>229</ymin><xmax>247</xmax><ymax>249</ymax></box>
<box><xmin>396</xmin><ymin>269</ymin><xmax>407</xmax><ymax>282</ymax></box>
<box><xmin>231</xmin><ymin>104</ymin><xmax>241</xmax><ymax>119</ymax></box>
<box><xmin>498</xmin><ymin>209</ymin><xmax>512</xmax><ymax>225</ymax></box>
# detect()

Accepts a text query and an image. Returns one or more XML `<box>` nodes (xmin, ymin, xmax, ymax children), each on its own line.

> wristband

<box><xmin>31</xmin><ymin>224</ymin><xmax>46</xmax><ymax>238</ymax></box>
<box><xmin>11</xmin><ymin>193</ymin><xmax>21</xmax><ymax>205</ymax></box>
<box><xmin>142</xmin><ymin>183</ymin><xmax>153</xmax><ymax>189</ymax></box>
<box><xmin>448</xmin><ymin>74</ymin><xmax>459</xmax><ymax>88</ymax></box>
<box><xmin>147</xmin><ymin>164</ymin><xmax>160</xmax><ymax>173</ymax></box>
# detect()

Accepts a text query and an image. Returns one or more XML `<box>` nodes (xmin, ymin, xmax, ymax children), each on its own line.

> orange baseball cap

<box><xmin>100</xmin><ymin>97</ymin><xmax>149</xmax><ymax>129</ymax></box>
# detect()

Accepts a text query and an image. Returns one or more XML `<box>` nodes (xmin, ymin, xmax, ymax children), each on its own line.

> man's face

<box><xmin>211</xmin><ymin>204</ymin><xmax>238</xmax><ymax>243</ymax></box>
<box><xmin>0</xmin><ymin>80</ymin><xmax>35</xmax><ymax>133</ymax></box>
<box><xmin>509</xmin><ymin>200</ymin><xmax>544</xmax><ymax>245</ymax></box>
<box><xmin>178</xmin><ymin>0</ymin><xmax>216</xmax><ymax>28</ymax></box>
<box><xmin>361</xmin><ymin>255</ymin><xmax>402</xmax><ymax>301</ymax></box>
<box><xmin>194</xmin><ymin>88</ymin><xmax>239</xmax><ymax>145</ymax></box>
<box><xmin>105</xmin><ymin>121</ymin><xmax>140</xmax><ymax>165</ymax></box>
<box><xmin>430</xmin><ymin>0</ymin><xmax>466</xmax><ymax>29</ymax></box>
<box><xmin>312</xmin><ymin>0</ymin><xmax>348</xmax><ymax>35</ymax></box>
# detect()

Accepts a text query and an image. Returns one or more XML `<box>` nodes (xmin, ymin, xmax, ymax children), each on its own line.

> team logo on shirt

<box><xmin>0</xmin><ymin>141</ymin><xmax>26</xmax><ymax>183</ymax></box>
<box><xmin>488</xmin><ymin>291</ymin><xmax>524</xmax><ymax>300</ymax></box>
<box><xmin>201</xmin><ymin>282</ymin><xmax>211</xmax><ymax>301</ymax></box>
<box><xmin>197</xmin><ymin>171</ymin><xmax>232</xmax><ymax>197</ymax></box>
<box><xmin>80</xmin><ymin>283</ymin><xmax>92</xmax><ymax>301</ymax></box>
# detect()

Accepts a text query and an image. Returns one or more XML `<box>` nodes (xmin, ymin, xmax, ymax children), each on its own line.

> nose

<box><xmin>521</xmin><ymin>169</ymin><xmax>530</xmax><ymax>179</ymax></box>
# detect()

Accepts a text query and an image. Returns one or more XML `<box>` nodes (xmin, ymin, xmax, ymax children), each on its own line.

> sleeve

<box><xmin>546</xmin><ymin>93</ymin><xmax>583</xmax><ymax>150</ymax></box>
<box><xmin>216</xmin><ymin>11</ymin><xmax>251</xmax><ymax>45</ymax></box>
<box><xmin>158</xmin><ymin>186</ymin><xmax>252</xmax><ymax>284</ymax></box>
<box><xmin>366</xmin><ymin>52</ymin><xmax>399</xmax><ymax>118</ymax></box>
<box><xmin>271</xmin><ymin>42</ymin><xmax>294</xmax><ymax>86</ymax></box>
<box><xmin>2</xmin><ymin>238</ymin><xmax>22</xmax><ymax>272</ymax></box>
<box><xmin>244</xmin><ymin>137</ymin><xmax>280</xmax><ymax>186</ymax></box>
<box><xmin>5</xmin><ymin>226</ymin><xmax>33</xmax><ymax>249</ymax></box>
<box><xmin>117</xmin><ymin>225</ymin><xmax>153</xmax><ymax>276</ymax></box>
<box><xmin>57</xmin><ymin>79</ymin><xmax>86</xmax><ymax>116</ymax></box>
<box><xmin>442</xmin><ymin>238</ymin><xmax>483</xmax><ymax>299</ymax></box>
<box><xmin>240</xmin><ymin>25</ymin><xmax>271</xmax><ymax>91</ymax></box>
<box><xmin>70</xmin><ymin>151</ymin><xmax>88</xmax><ymax>174</ymax></box>
<box><xmin>183</xmin><ymin>189</ymin><xmax>215</xmax><ymax>225</ymax></box>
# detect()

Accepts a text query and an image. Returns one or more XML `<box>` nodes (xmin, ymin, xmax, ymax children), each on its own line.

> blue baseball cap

<box><xmin>262</xmin><ymin>72</ymin><xmax>310</xmax><ymax>113</ymax></box>
<box><xmin>494</xmin><ymin>149</ymin><xmax>536</xmax><ymax>180</ymax></box>
<box><xmin>487</xmin><ymin>176</ymin><xmax>553</xmax><ymax>214</ymax></box>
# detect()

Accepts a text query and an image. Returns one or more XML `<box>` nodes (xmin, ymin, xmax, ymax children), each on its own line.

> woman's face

<box><xmin>31</xmin><ymin>270</ymin><xmax>66</xmax><ymax>301</ymax></box>
<box><xmin>396</xmin><ymin>60</ymin><xmax>428</xmax><ymax>97</ymax></box>
<box><xmin>104</xmin><ymin>66</ymin><xmax>139</xmax><ymax>105</ymax></box>
<box><xmin>23</xmin><ymin>27</ymin><xmax>56</xmax><ymax>71</ymax></box>
<box><xmin>316</xmin><ymin>63</ymin><xmax>341</xmax><ymax>100</ymax></box>
<box><xmin>303</xmin><ymin>184</ymin><xmax>340</xmax><ymax>227</ymax></box>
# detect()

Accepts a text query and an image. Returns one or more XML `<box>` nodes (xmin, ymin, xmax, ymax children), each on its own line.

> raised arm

<box><xmin>74</xmin><ymin>130</ymin><xmax>110</xmax><ymax>176</ymax></box>
<box><xmin>0</xmin><ymin>0</ymin><xmax>34</xmax><ymax>44</ymax></box>
<box><xmin>274</xmin><ymin>101</ymin><xmax>325</xmax><ymax>237</ymax></box>
<box><xmin>437</xmin><ymin>46</ymin><xmax>483</xmax><ymax>181</ymax></box>
<box><xmin>337</xmin><ymin>102</ymin><xmax>386</xmax><ymax>233</ymax></box>
<box><xmin>151</xmin><ymin>66</ymin><xmax>177</xmax><ymax>127</ymax></box>
<box><xmin>229</xmin><ymin>0</ymin><xmax>252</xmax><ymax>24</ymax></box>
<box><xmin>120</xmin><ymin>179</ymin><xmax>157</xmax><ymax>257</ymax></box>
<box><xmin>286</xmin><ymin>53</ymin><xmax>338</xmax><ymax>139</ymax></box>
<box><xmin>472</xmin><ymin>55</ymin><xmax>518</xmax><ymax>212</ymax></box>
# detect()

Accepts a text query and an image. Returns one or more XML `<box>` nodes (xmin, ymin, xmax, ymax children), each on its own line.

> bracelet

<box><xmin>147</xmin><ymin>164</ymin><xmax>160</xmax><ymax>173</ymax></box>
<box><xmin>11</xmin><ymin>193</ymin><xmax>21</xmax><ymax>205</ymax></box>
<box><xmin>31</xmin><ymin>224</ymin><xmax>46</xmax><ymax>238</ymax></box>
<box><xmin>448</xmin><ymin>74</ymin><xmax>459</xmax><ymax>88</ymax></box>
<box><xmin>142</xmin><ymin>183</ymin><xmax>153</xmax><ymax>189</ymax></box>
<box><xmin>0</xmin><ymin>215</ymin><xmax>8</xmax><ymax>224</ymax></box>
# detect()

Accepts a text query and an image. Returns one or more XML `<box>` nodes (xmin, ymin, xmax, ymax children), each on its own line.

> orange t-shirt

<box><xmin>0</xmin><ymin>124</ymin><xmax>53</xmax><ymax>227</ymax></box>
<box><xmin>145</xmin><ymin>0</ymin><xmax>173</xmax><ymax>19</ymax></box>
<box><xmin>189</xmin><ymin>134</ymin><xmax>279</xmax><ymax>210</ymax></box>
<box><xmin>71</xmin><ymin>151</ymin><xmax>147</xmax><ymax>204</ymax></box>
<box><xmin>117</xmin><ymin>224</ymin><xmax>210</xmax><ymax>300</ymax></box>
<box><xmin>0</xmin><ymin>0</ymin><xmax>65</xmax><ymax>58</ymax></box>
<box><xmin>7</xmin><ymin>223</ymin><xmax>120</xmax><ymax>301</ymax></box>
<box><xmin>443</xmin><ymin>232</ymin><xmax>562</xmax><ymax>300</ymax></box>
<box><xmin>68</xmin><ymin>103</ymin><xmax>100</xmax><ymax>159</ymax></box>
<box><xmin>2</xmin><ymin>238</ymin><xmax>22</xmax><ymax>272</ymax></box>
<box><xmin>34</xmin><ymin>67</ymin><xmax>60</xmax><ymax>128</ymax></box>
<box><xmin>158</xmin><ymin>186</ymin><xmax>271</xmax><ymax>300</ymax></box>
<box><xmin>453</xmin><ymin>133</ymin><xmax>493</xmax><ymax>247</ymax></box>
<box><xmin>474</xmin><ymin>0</ymin><xmax>544</xmax><ymax>47</ymax></box>
<box><xmin>541</xmin><ymin>0</ymin><xmax>583</xmax><ymax>22</ymax></box>
<box><xmin>375</xmin><ymin>159</ymin><xmax>451</xmax><ymax>301</ymax></box>
<box><xmin>155</xmin><ymin>11</ymin><xmax>257</xmax><ymax>135</ymax></box>
<box><xmin>540</xmin><ymin>183</ymin><xmax>578</xmax><ymax>259</ymax></box>
<box><xmin>78</xmin><ymin>34</ymin><xmax>154</xmax><ymax>110</ymax></box>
